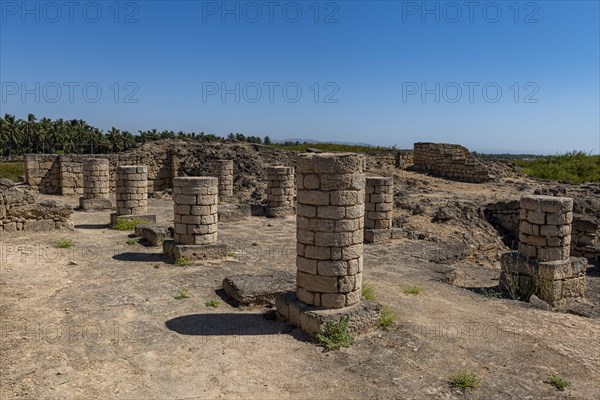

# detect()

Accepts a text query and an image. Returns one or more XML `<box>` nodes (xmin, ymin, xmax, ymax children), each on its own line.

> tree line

<box><xmin>0</xmin><ymin>114</ymin><xmax>272</xmax><ymax>157</ymax></box>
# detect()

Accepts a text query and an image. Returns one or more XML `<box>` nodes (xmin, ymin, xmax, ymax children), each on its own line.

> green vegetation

<box><xmin>516</xmin><ymin>151</ymin><xmax>600</xmax><ymax>184</ymax></box>
<box><xmin>175</xmin><ymin>257</ymin><xmax>192</xmax><ymax>267</ymax></box>
<box><xmin>54</xmin><ymin>239</ymin><xmax>73</xmax><ymax>248</ymax></box>
<box><xmin>274</xmin><ymin>141</ymin><xmax>392</xmax><ymax>153</ymax></box>
<box><xmin>315</xmin><ymin>316</ymin><xmax>355</xmax><ymax>351</ymax></box>
<box><xmin>0</xmin><ymin>161</ymin><xmax>25</xmax><ymax>181</ymax></box>
<box><xmin>546</xmin><ymin>375</ymin><xmax>570</xmax><ymax>391</ymax></box>
<box><xmin>153</xmin><ymin>263</ymin><xmax>160</xmax><ymax>269</ymax></box>
<box><xmin>174</xmin><ymin>289</ymin><xmax>190</xmax><ymax>300</ymax></box>
<box><xmin>111</xmin><ymin>218</ymin><xmax>147</xmax><ymax>231</ymax></box>
<box><xmin>204</xmin><ymin>300</ymin><xmax>221</xmax><ymax>307</ymax></box>
<box><xmin>403</xmin><ymin>286</ymin><xmax>422</xmax><ymax>295</ymax></box>
<box><xmin>126</xmin><ymin>238</ymin><xmax>141</xmax><ymax>245</ymax></box>
<box><xmin>226</xmin><ymin>251</ymin><xmax>236</xmax><ymax>257</ymax></box>
<box><xmin>480</xmin><ymin>288</ymin><xmax>503</xmax><ymax>298</ymax></box>
<box><xmin>361</xmin><ymin>284</ymin><xmax>377</xmax><ymax>301</ymax></box>
<box><xmin>449</xmin><ymin>371</ymin><xmax>480</xmax><ymax>393</ymax></box>
<box><xmin>379</xmin><ymin>306</ymin><xmax>397</xmax><ymax>329</ymax></box>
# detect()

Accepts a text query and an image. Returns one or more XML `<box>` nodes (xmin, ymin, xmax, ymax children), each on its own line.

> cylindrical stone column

<box><xmin>365</xmin><ymin>176</ymin><xmax>393</xmax><ymax>230</ymax></box>
<box><xmin>267</xmin><ymin>166</ymin><xmax>295</xmax><ymax>215</ymax></box>
<box><xmin>519</xmin><ymin>195</ymin><xmax>573</xmax><ymax>262</ymax></box>
<box><xmin>116</xmin><ymin>165</ymin><xmax>148</xmax><ymax>215</ymax></box>
<box><xmin>173</xmin><ymin>177</ymin><xmax>218</xmax><ymax>245</ymax></box>
<box><xmin>83</xmin><ymin>158</ymin><xmax>110</xmax><ymax>199</ymax></box>
<box><xmin>210</xmin><ymin>160</ymin><xmax>233</xmax><ymax>197</ymax></box>
<box><xmin>296</xmin><ymin>153</ymin><xmax>366</xmax><ymax>309</ymax></box>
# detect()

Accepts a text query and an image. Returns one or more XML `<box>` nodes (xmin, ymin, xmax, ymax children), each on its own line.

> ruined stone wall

<box><xmin>0</xmin><ymin>179</ymin><xmax>73</xmax><ymax>233</ymax></box>
<box><xmin>412</xmin><ymin>142</ymin><xmax>495</xmax><ymax>183</ymax></box>
<box><xmin>366</xmin><ymin>150</ymin><xmax>413</xmax><ymax>170</ymax></box>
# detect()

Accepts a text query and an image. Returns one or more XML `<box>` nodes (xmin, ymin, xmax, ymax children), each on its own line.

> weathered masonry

<box><xmin>364</xmin><ymin>176</ymin><xmax>394</xmax><ymax>243</ymax></box>
<box><xmin>499</xmin><ymin>195</ymin><xmax>586</xmax><ymax>307</ymax></box>
<box><xmin>110</xmin><ymin>165</ymin><xmax>156</xmax><ymax>226</ymax></box>
<box><xmin>266</xmin><ymin>166</ymin><xmax>295</xmax><ymax>217</ymax></box>
<box><xmin>209</xmin><ymin>160</ymin><xmax>234</xmax><ymax>198</ymax></box>
<box><xmin>79</xmin><ymin>158</ymin><xmax>112</xmax><ymax>210</ymax></box>
<box><xmin>412</xmin><ymin>142</ymin><xmax>495</xmax><ymax>183</ymax></box>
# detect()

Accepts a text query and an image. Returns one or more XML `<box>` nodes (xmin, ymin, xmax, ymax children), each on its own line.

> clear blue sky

<box><xmin>1</xmin><ymin>0</ymin><xmax>599</xmax><ymax>153</ymax></box>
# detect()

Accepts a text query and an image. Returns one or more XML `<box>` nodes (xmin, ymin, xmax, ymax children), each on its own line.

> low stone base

<box><xmin>364</xmin><ymin>228</ymin><xmax>402</xmax><ymax>243</ymax></box>
<box><xmin>266</xmin><ymin>206</ymin><xmax>295</xmax><ymax>218</ymax></box>
<box><xmin>222</xmin><ymin>271</ymin><xmax>295</xmax><ymax>306</ymax></box>
<box><xmin>110</xmin><ymin>213</ymin><xmax>156</xmax><ymax>227</ymax></box>
<box><xmin>218</xmin><ymin>204</ymin><xmax>251</xmax><ymax>222</ymax></box>
<box><xmin>275</xmin><ymin>291</ymin><xmax>381</xmax><ymax>336</ymax></box>
<box><xmin>134</xmin><ymin>224</ymin><xmax>173</xmax><ymax>246</ymax></box>
<box><xmin>162</xmin><ymin>239</ymin><xmax>227</xmax><ymax>261</ymax></box>
<box><xmin>79</xmin><ymin>197</ymin><xmax>112</xmax><ymax>211</ymax></box>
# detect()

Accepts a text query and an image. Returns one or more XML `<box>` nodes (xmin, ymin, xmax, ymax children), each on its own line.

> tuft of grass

<box><xmin>403</xmin><ymin>286</ymin><xmax>422</xmax><ymax>295</ymax></box>
<box><xmin>361</xmin><ymin>284</ymin><xmax>377</xmax><ymax>301</ymax></box>
<box><xmin>174</xmin><ymin>289</ymin><xmax>190</xmax><ymax>300</ymax></box>
<box><xmin>516</xmin><ymin>151</ymin><xmax>600</xmax><ymax>184</ymax></box>
<box><xmin>0</xmin><ymin>161</ymin><xmax>25</xmax><ymax>182</ymax></box>
<box><xmin>111</xmin><ymin>218</ymin><xmax>147</xmax><ymax>231</ymax></box>
<box><xmin>226</xmin><ymin>251</ymin><xmax>236</xmax><ymax>257</ymax></box>
<box><xmin>204</xmin><ymin>300</ymin><xmax>221</xmax><ymax>307</ymax></box>
<box><xmin>54</xmin><ymin>239</ymin><xmax>73</xmax><ymax>248</ymax></box>
<box><xmin>175</xmin><ymin>257</ymin><xmax>192</xmax><ymax>267</ymax></box>
<box><xmin>546</xmin><ymin>375</ymin><xmax>570</xmax><ymax>391</ymax></box>
<box><xmin>126</xmin><ymin>238</ymin><xmax>141</xmax><ymax>245</ymax></box>
<box><xmin>379</xmin><ymin>306</ymin><xmax>397</xmax><ymax>329</ymax></box>
<box><xmin>480</xmin><ymin>287</ymin><xmax>502</xmax><ymax>298</ymax></box>
<box><xmin>449</xmin><ymin>371</ymin><xmax>480</xmax><ymax>393</ymax></box>
<box><xmin>153</xmin><ymin>263</ymin><xmax>160</xmax><ymax>269</ymax></box>
<box><xmin>315</xmin><ymin>316</ymin><xmax>355</xmax><ymax>351</ymax></box>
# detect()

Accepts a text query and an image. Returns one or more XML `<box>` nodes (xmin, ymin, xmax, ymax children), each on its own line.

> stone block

<box><xmin>79</xmin><ymin>197</ymin><xmax>113</xmax><ymax>211</ymax></box>
<box><xmin>222</xmin><ymin>271</ymin><xmax>295</xmax><ymax>306</ymax></box>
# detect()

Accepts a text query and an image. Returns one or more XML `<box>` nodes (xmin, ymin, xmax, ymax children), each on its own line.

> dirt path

<box><xmin>1</xmin><ymin>197</ymin><xmax>599</xmax><ymax>399</ymax></box>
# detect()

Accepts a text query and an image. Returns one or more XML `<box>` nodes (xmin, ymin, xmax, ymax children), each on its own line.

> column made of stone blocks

<box><xmin>210</xmin><ymin>160</ymin><xmax>233</xmax><ymax>197</ymax></box>
<box><xmin>365</xmin><ymin>176</ymin><xmax>393</xmax><ymax>229</ymax></box>
<box><xmin>173</xmin><ymin>177</ymin><xmax>218</xmax><ymax>245</ymax></box>
<box><xmin>296</xmin><ymin>153</ymin><xmax>365</xmax><ymax>309</ymax></box>
<box><xmin>116</xmin><ymin>166</ymin><xmax>148</xmax><ymax>215</ymax></box>
<box><xmin>267</xmin><ymin>166</ymin><xmax>295</xmax><ymax>208</ymax></box>
<box><xmin>519</xmin><ymin>195</ymin><xmax>573</xmax><ymax>262</ymax></box>
<box><xmin>83</xmin><ymin>158</ymin><xmax>110</xmax><ymax>199</ymax></box>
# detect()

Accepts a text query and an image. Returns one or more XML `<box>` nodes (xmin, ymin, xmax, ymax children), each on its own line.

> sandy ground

<box><xmin>1</xmin><ymin>194</ymin><xmax>599</xmax><ymax>399</ymax></box>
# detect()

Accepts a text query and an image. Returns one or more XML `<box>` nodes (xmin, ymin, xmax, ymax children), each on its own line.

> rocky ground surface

<box><xmin>1</xmin><ymin>188</ymin><xmax>599</xmax><ymax>399</ymax></box>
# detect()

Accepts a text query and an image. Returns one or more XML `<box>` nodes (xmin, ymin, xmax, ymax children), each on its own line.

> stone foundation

<box><xmin>266</xmin><ymin>166</ymin><xmax>295</xmax><ymax>217</ymax></box>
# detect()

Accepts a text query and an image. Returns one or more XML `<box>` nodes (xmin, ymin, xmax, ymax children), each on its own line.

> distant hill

<box><xmin>274</xmin><ymin>138</ymin><xmax>373</xmax><ymax>147</ymax></box>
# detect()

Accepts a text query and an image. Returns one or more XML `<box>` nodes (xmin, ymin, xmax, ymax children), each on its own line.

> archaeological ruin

<box><xmin>79</xmin><ymin>158</ymin><xmax>112</xmax><ymax>211</ymax></box>
<box><xmin>266</xmin><ymin>165</ymin><xmax>295</xmax><ymax>217</ymax></box>
<box><xmin>209</xmin><ymin>159</ymin><xmax>234</xmax><ymax>199</ymax></box>
<box><xmin>110</xmin><ymin>165</ymin><xmax>156</xmax><ymax>226</ymax></box>
<box><xmin>364</xmin><ymin>176</ymin><xmax>396</xmax><ymax>243</ymax></box>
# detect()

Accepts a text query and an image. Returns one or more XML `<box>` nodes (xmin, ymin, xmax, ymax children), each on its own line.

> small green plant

<box><xmin>126</xmin><ymin>238</ymin><xmax>141</xmax><ymax>245</ymax></box>
<box><xmin>449</xmin><ymin>371</ymin><xmax>480</xmax><ymax>393</ymax></box>
<box><xmin>174</xmin><ymin>289</ymin><xmax>190</xmax><ymax>300</ymax></box>
<box><xmin>226</xmin><ymin>251</ymin><xmax>236</xmax><ymax>257</ymax></box>
<box><xmin>546</xmin><ymin>375</ymin><xmax>570</xmax><ymax>391</ymax></box>
<box><xmin>153</xmin><ymin>263</ymin><xmax>160</xmax><ymax>269</ymax></box>
<box><xmin>175</xmin><ymin>257</ymin><xmax>192</xmax><ymax>267</ymax></box>
<box><xmin>315</xmin><ymin>316</ymin><xmax>355</xmax><ymax>351</ymax></box>
<box><xmin>480</xmin><ymin>287</ymin><xmax>502</xmax><ymax>298</ymax></box>
<box><xmin>379</xmin><ymin>306</ymin><xmax>397</xmax><ymax>329</ymax></box>
<box><xmin>403</xmin><ymin>286</ymin><xmax>422</xmax><ymax>295</ymax></box>
<box><xmin>205</xmin><ymin>300</ymin><xmax>221</xmax><ymax>307</ymax></box>
<box><xmin>361</xmin><ymin>284</ymin><xmax>377</xmax><ymax>301</ymax></box>
<box><xmin>54</xmin><ymin>239</ymin><xmax>73</xmax><ymax>248</ymax></box>
<box><xmin>111</xmin><ymin>218</ymin><xmax>147</xmax><ymax>231</ymax></box>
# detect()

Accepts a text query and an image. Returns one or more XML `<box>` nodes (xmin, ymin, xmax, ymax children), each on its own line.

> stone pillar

<box><xmin>519</xmin><ymin>195</ymin><xmax>572</xmax><ymax>262</ymax></box>
<box><xmin>295</xmin><ymin>153</ymin><xmax>366</xmax><ymax>308</ymax></box>
<box><xmin>173</xmin><ymin>177</ymin><xmax>218</xmax><ymax>245</ymax></box>
<box><xmin>266</xmin><ymin>166</ymin><xmax>295</xmax><ymax>217</ymax></box>
<box><xmin>79</xmin><ymin>158</ymin><xmax>112</xmax><ymax>210</ymax></box>
<box><xmin>210</xmin><ymin>160</ymin><xmax>233</xmax><ymax>198</ymax></box>
<box><xmin>364</xmin><ymin>176</ymin><xmax>394</xmax><ymax>243</ymax></box>
<box><xmin>116</xmin><ymin>166</ymin><xmax>148</xmax><ymax>216</ymax></box>
<box><xmin>500</xmin><ymin>195</ymin><xmax>586</xmax><ymax>306</ymax></box>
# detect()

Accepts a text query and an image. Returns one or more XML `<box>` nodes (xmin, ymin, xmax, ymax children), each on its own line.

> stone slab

<box><xmin>134</xmin><ymin>224</ymin><xmax>173</xmax><ymax>246</ymax></box>
<box><xmin>218</xmin><ymin>203</ymin><xmax>251</xmax><ymax>222</ymax></box>
<box><xmin>79</xmin><ymin>197</ymin><xmax>113</xmax><ymax>211</ymax></box>
<box><xmin>275</xmin><ymin>291</ymin><xmax>381</xmax><ymax>336</ymax></box>
<box><xmin>110</xmin><ymin>213</ymin><xmax>156</xmax><ymax>226</ymax></box>
<box><xmin>162</xmin><ymin>239</ymin><xmax>227</xmax><ymax>261</ymax></box>
<box><xmin>364</xmin><ymin>228</ymin><xmax>392</xmax><ymax>243</ymax></box>
<box><xmin>222</xmin><ymin>271</ymin><xmax>296</xmax><ymax>306</ymax></box>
